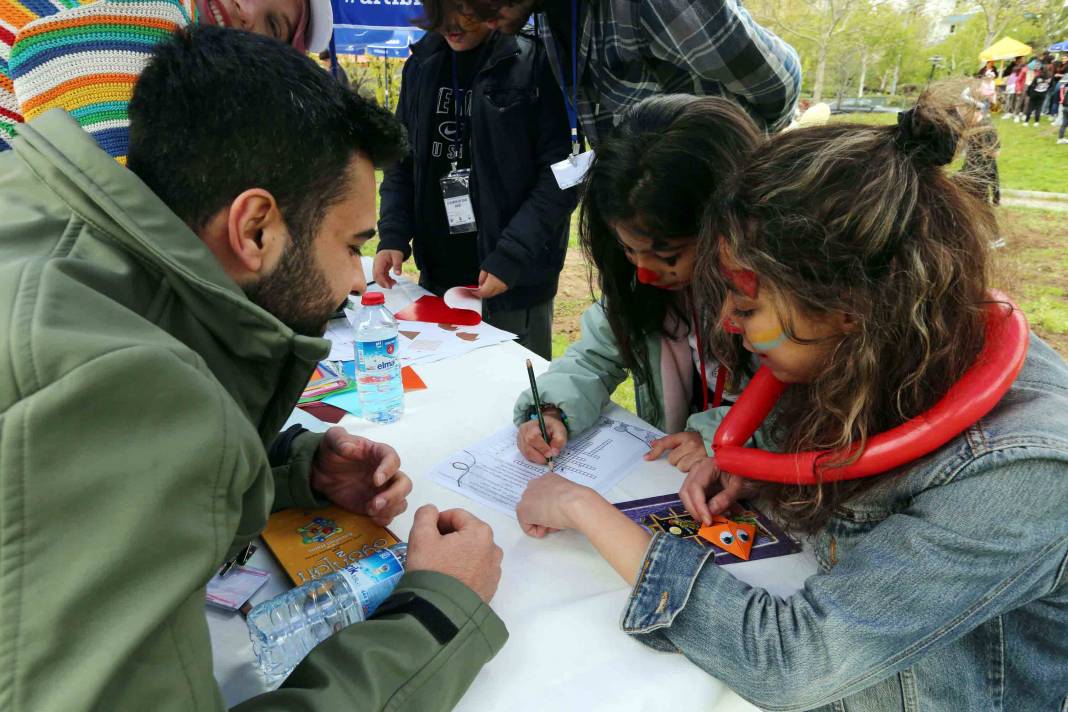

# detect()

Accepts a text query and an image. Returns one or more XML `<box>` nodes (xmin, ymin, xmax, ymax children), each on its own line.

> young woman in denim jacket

<box><xmin>515</xmin><ymin>89</ymin><xmax>1068</xmax><ymax>711</ymax></box>
<box><xmin>514</xmin><ymin>95</ymin><xmax>762</xmax><ymax>474</ymax></box>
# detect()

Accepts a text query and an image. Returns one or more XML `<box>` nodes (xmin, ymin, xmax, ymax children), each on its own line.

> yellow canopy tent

<box><xmin>980</xmin><ymin>37</ymin><xmax>1032</xmax><ymax>62</ymax></box>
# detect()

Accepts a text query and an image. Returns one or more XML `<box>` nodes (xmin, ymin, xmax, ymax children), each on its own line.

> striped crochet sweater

<box><xmin>1</xmin><ymin>0</ymin><xmax>196</xmax><ymax>162</ymax></box>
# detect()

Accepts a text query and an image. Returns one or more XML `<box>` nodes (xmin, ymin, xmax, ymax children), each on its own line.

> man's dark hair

<box><xmin>128</xmin><ymin>26</ymin><xmax>407</xmax><ymax>242</ymax></box>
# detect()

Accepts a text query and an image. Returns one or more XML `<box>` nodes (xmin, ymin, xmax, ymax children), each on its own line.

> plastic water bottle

<box><xmin>246</xmin><ymin>543</ymin><xmax>408</xmax><ymax>682</ymax></box>
<box><xmin>353</xmin><ymin>292</ymin><xmax>404</xmax><ymax>423</ymax></box>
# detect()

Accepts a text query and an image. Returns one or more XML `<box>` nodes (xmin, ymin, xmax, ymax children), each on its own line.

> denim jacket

<box><xmin>621</xmin><ymin>334</ymin><xmax>1068</xmax><ymax>712</ymax></box>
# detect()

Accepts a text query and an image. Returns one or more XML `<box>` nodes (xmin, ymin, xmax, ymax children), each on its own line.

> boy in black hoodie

<box><xmin>374</xmin><ymin>7</ymin><xmax>578</xmax><ymax>360</ymax></box>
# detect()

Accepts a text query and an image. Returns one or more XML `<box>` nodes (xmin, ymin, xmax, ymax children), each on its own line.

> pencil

<box><xmin>525</xmin><ymin>359</ymin><xmax>555</xmax><ymax>471</ymax></box>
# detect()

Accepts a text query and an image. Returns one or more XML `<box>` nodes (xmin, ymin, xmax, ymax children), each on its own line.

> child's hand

<box><xmin>516</xmin><ymin>472</ymin><xmax>593</xmax><ymax>538</ymax></box>
<box><xmin>679</xmin><ymin>458</ymin><xmax>756</xmax><ymax>525</ymax></box>
<box><xmin>372</xmin><ymin>250</ymin><xmax>405</xmax><ymax>289</ymax></box>
<box><xmin>517</xmin><ymin>417</ymin><xmax>567</xmax><ymax>465</ymax></box>
<box><xmin>645</xmin><ymin>431</ymin><xmax>708</xmax><ymax>472</ymax></box>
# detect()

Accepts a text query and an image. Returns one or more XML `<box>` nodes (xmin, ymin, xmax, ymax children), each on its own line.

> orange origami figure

<box><xmin>698</xmin><ymin>515</ymin><xmax>757</xmax><ymax>560</ymax></box>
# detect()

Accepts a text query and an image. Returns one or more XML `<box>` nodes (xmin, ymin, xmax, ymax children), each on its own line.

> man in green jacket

<box><xmin>0</xmin><ymin>26</ymin><xmax>507</xmax><ymax>712</ymax></box>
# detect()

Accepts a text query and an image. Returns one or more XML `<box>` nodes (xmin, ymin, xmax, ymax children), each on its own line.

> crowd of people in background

<box><xmin>995</xmin><ymin>53</ymin><xmax>1068</xmax><ymax>144</ymax></box>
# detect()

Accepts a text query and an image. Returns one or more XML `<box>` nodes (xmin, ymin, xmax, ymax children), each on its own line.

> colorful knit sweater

<box><xmin>1</xmin><ymin>0</ymin><xmax>196</xmax><ymax>162</ymax></box>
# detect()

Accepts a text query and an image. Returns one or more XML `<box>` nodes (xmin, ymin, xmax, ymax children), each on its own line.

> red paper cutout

<box><xmin>395</xmin><ymin>296</ymin><xmax>481</xmax><ymax>326</ymax></box>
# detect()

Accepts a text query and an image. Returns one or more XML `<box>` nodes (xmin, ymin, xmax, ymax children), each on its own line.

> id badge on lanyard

<box><xmin>545</xmin><ymin>0</ymin><xmax>594</xmax><ymax>191</ymax></box>
<box><xmin>443</xmin><ymin>52</ymin><xmax>477</xmax><ymax>235</ymax></box>
<box><xmin>441</xmin><ymin>162</ymin><xmax>477</xmax><ymax>234</ymax></box>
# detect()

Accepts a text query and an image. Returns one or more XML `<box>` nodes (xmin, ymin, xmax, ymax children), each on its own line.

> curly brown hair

<box><xmin>699</xmin><ymin>85</ymin><xmax>999</xmax><ymax>532</ymax></box>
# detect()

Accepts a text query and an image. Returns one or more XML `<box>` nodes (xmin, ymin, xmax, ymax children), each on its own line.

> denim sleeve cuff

<box><xmin>620</xmin><ymin>532</ymin><xmax>716</xmax><ymax>651</ymax></box>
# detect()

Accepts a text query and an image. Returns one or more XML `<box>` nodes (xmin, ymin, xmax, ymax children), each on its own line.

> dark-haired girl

<box><xmin>514</xmin><ymin>88</ymin><xmax>1068</xmax><ymax>710</ymax></box>
<box><xmin>513</xmin><ymin>95</ymin><xmax>761</xmax><ymax>473</ymax></box>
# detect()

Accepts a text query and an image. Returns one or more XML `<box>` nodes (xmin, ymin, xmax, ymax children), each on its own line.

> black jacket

<box><xmin>377</xmin><ymin>31</ymin><xmax>578</xmax><ymax>311</ymax></box>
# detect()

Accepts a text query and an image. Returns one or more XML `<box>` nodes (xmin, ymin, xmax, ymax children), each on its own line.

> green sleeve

<box><xmin>1</xmin><ymin>346</ymin><xmax>272</xmax><ymax>711</ymax></box>
<box><xmin>270</xmin><ymin>429</ymin><xmax>329</xmax><ymax>511</ymax></box>
<box><xmin>513</xmin><ymin>302</ymin><xmax>629</xmax><ymax>436</ymax></box>
<box><xmin>235</xmin><ymin>571</ymin><xmax>507</xmax><ymax>711</ymax></box>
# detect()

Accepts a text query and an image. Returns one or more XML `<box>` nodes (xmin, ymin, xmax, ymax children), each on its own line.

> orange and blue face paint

<box><xmin>749</xmin><ymin>326</ymin><xmax>788</xmax><ymax>352</ymax></box>
<box><xmin>719</xmin><ymin>263</ymin><xmax>789</xmax><ymax>352</ymax></box>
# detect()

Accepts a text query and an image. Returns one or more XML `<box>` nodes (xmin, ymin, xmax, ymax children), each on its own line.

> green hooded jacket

<box><xmin>0</xmin><ymin>111</ymin><xmax>506</xmax><ymax>712</ymax></box>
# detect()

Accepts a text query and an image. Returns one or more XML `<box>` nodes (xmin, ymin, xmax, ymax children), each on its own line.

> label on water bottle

<box><xmin>336</xmin><ymin>548</ymin><xmax>405</xmax><ymax>620</ymax></box>
<box><xmin>356</xmin><ymin>337</ymin><xmax>399</xmax><ymax>374</ymax></box>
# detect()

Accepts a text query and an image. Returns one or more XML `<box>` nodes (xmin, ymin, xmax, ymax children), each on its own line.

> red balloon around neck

<box><xmin>712</xmin><ymin>295</ymin><xmax>1029</xmax><ymax>484</ymax></box>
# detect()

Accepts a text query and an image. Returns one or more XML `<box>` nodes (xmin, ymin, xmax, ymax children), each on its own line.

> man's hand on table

<box><xmin>310</xmin><ymin>427</ymin><xmax>412</xmax><ymax>526</ymax></box>
<box><xmin>406</xmin><ymin>505</ymin><xmax>503</xmax><ymax>603</ymax></box>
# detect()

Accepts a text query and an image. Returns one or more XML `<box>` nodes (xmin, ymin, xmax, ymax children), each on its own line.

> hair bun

<box><xmin>894</xmin><ymin>107</ymin><xmax>958</xmax><ymax>167</ymax></box>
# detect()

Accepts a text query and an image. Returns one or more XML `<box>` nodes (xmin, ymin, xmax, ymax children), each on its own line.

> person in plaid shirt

<box><xmin>448</xmin><ymin>0</ymin><xmax>801</xmax><ymax>144</ymax></box>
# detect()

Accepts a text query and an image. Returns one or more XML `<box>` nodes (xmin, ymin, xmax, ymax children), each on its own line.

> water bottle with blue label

<box><xmin>353</xmin><ymin>292</ymin><xmax>404</xmax><ymax>423</ymax></box>
<box><xmin>246</xmin><ymin>543</ymin><xmax>408</xmax><ymax>682</ymax></box>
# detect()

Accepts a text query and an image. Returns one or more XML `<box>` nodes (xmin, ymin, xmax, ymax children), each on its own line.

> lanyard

<box><xmin>537</xmin><ymin>0</ymin><xmax>581</xmax><ymax>156</ymax></box>
<box><xmin>450</xmin><ymin>51</ymin><xmax>467</xmax><ymax>167</ymax></box>
<box><xmin>566</xmin><ymin>0</ymin><xmax>579</xmax><ymax>155</ymax></box>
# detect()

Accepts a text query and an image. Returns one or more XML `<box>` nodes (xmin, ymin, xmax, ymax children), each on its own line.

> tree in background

<box><xmin>748</xmin><ymin>0</ymin><xmax>1064</xmax><ymax>102</ymax></box>
<box><xmin>1029</xmin><ymin>0</ymin><xmax>1068</xmax><ymax>51</ymax></box>
<box><xmin>750</xmin><ymin>0</ymin><xmax>863</xmax><ymax>102</ymax></box>
<box><xmin>973</xmin><ymin>0</ymin><xmax>1034</xmax><ymax>46</ymax></box>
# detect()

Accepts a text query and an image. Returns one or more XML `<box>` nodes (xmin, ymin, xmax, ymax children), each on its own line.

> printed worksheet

<box><xmin>429</xmin><ymin>417</ymin><xmax>665</xmax><ymax>517</ymax></box>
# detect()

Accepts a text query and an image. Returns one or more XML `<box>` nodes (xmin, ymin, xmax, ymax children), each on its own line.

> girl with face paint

<box><xmin>514</xmin><ymin>87</ymin><xmax>1068</xmax><ymax>711</ymax></box>
<box><xmin>513</xmin><ymin>95</ymin><xmax>760</xmax><ymax>474</ymax></box>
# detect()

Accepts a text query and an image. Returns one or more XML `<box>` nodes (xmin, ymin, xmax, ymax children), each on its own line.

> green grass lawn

<box><xmin>829</xmin><ymin>111</ymin><xmax>1068</xmax><ymax>193</ymax></box>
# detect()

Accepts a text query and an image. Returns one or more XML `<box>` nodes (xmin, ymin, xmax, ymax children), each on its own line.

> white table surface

<box><xmin>208</xmin><ymin>264</ymin><xmax>817</xmax><ymax>711</ymax></box>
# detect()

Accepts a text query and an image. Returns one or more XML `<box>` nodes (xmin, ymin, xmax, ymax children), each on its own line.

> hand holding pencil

<box><xmin>518</xmin><ymin>359</ymin><xmax>568</xmax><ymax>468</ymax></box>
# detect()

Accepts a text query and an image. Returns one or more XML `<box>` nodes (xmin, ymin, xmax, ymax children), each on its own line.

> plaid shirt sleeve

<box><xmin>639</xmin><ymin>0</ymin><xmax>801</xmax><ymax>131</ymax></box>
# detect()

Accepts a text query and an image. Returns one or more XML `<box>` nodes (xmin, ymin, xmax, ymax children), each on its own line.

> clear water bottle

<box><xmin>246</xmin><ymin>543</ymin><xmax>408</xmax><ymax>682</ymax></box>
<box><xmin>353</xmin><ymin>292</ymin><xmax>404</xmax><ymax>423</ymax></box>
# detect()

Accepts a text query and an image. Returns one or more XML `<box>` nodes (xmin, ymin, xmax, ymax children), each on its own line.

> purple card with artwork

<box><xmin>612</xmin><ymin>494</ymin><xmax>801</xmax><ymax>565</ymax></box>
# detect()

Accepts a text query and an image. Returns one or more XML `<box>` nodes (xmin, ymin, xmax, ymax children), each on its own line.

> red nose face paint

<box><xmin>636</xmin><ymin>267</ymin><xmax>660</xmax><ymax>285</ymax></box>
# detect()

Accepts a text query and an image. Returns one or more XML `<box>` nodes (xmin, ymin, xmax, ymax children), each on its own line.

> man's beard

<box><xmin>245</xmin><ymin>240</ymin><xmax>338</xmax><ymax>337</ymax></box>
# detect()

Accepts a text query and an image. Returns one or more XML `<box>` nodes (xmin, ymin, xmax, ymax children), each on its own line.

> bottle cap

<box><xmin>361</xmin><ymin>292</ymin><xmax>385</xmax><ymax>306</ymax></box>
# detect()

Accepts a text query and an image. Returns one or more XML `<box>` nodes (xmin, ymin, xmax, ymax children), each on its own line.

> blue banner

<box><xmin>333</xmin><ymin>0</ymin><xmax>424</xmax><ymax>29</ymax></box>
